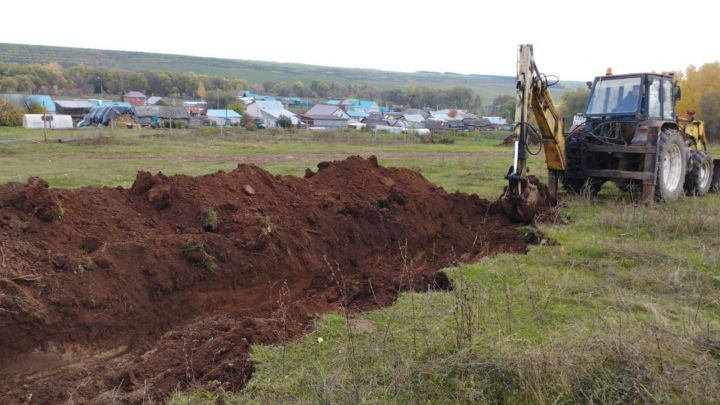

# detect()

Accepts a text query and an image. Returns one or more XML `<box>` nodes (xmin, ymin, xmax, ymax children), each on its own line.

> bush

<box><xmin>0</xmin><ymin>99</ymin><xmax>23</xmax><ymax>126</ymax></box>
<box><xmin>225</xmin><ymin>101</ymin><xmax>245</xmax><ymax>116</ymax></box>
<box><xmin>24</xmin><ymin>99</ymin><xmax>47</xmax><ymax>114</ymax></box>
<box><xmin>163</xmin><ymin>120</ymin><xmax>188</xmax><ymax>129</ymax></box>
<box><xmin>277</xmin><ymin>115</ymin><xmax>293</xmax><ymax>129</ymax></box>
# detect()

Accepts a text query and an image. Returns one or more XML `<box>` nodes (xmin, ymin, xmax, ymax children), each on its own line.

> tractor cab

<box><xmin>584</xmin><ymin>72</ymin><xmax>678</xmax><ymax>121</ymax></box>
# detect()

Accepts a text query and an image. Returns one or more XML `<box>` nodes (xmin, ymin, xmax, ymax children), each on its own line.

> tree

<box><xmin>699</xmin><ymin>90</ymin><xmax>720</xmax><ymax>139</ymax></box>
<box><xmin>127</xmin><ymin>72</ymin><xmax>148</xmax><ymax>92</ymax></box>
<box><xmin>206</xmin><ymin>89</ymin><xmax>238</xmax><ymax>110</ymax></box>
<box><xmin>676</xmin><ymin>62</ymin><xmax>720</xmax><ymax>141</ymax></box>
<box><xmin>0</xmin><ymin>99</ymin><xmax>22</xmax><ymax>126</ymax></box>
<box><xmin>291</xmin><ymin>81</ymin><xmax>305</xmax><ymax>97</ymax></box>
<box><xmin>558</xmin><ymin>88</ymin><xmax>590</xmax><ymax>124</ymax></box>
<box><xmin>197</xmin><ymin>80</ymin><xmax>207</xmax><ymax>99</ymax></box>
<box><xmin>225</xmin><ymin>100</ymin><xmax>245</xmax><ymax>115</ymax></box>
<box><xmin>25</xmin><ymin>99</ymin><xmax>47</xmax><ymax>114</ymax></box>
<box><xmin>276</xmin><ymin>115</ymin><xmax>293</xmax><ymax>129</ymax></box>
<box><xmin>491</xmin><ymin>95</ymin><xmax>516</xmax><ymax>122</ymax></box>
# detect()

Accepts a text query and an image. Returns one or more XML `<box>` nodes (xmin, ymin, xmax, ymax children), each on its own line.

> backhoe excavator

<box><xmin>501</xmin><ymin>44</ymin><xmax>720</xmax><ymax>222</ymax></box>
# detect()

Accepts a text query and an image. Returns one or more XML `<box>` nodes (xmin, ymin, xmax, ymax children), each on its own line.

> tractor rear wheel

<box><xmin>655</xmin><ymin>129</ymin><xmax>688</xmax><ymax>202</ymax></box>
<box><xmin>712</xmin><ymin>160</ymin><xmax>720</xmax><ymax>192</ymax></box>
<box><xmin>684</xmin><ymin>150</ymin><xmax>714</xmax><ymax>196</ymax></box>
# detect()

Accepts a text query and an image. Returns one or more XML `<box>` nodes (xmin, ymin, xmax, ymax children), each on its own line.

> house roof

<box><xmin>346</xmin><ymin>107</ymin><xmax>369</xmax><ymax>118</ymax></box>
<box><xmin>134</xmin><ymin>105</ymin><xmax>190</xmax><ymax>119</ymax></box>
<box><xmin>207</xmin><ymin>109</ymin><xmax>242</xmax><ymax>118</ymax></box>
<box><xmin>55</xmin><ymin>100</ymin><xmax>93</xmax><ymax>109</ymax></box>
<box><xmin>404</xmin><ymin>114</ymin><xmax>426</xmax><ymax>123</ymax></box>
<box><xmin>402</xmin><ymin>108</ymin><xmax>429</xmax><ymax>118</ymax></box>
<box><xmin>89</xmin><ymin>100</ymin><xmax>132</xmax><ymax>108</ymax></box>
<box><xmin>304</xmin><ymin>104</ymin><xmax>348</xmax><ymax>120</ymax></box>
<box><xmin>123</xmin><ymin>91</ymin><xmax>147</xmax><ymax>98</ymax></box>
<box><xmin>342</xmin><ymin>99</ymin><xmax>379</xmax><ymax>110</ymax></box>
<box><xmin>146</xmin><ymin>96</ymin><xmax>163</xmax><ymax>105</ymax></box>
<box><xmin>250</xmin><ymin>101</ymin><xmax>299</xmax><ymax>122</ymax></box>
<box><xmin>430</xmin><ymin>110</ymin><xmax>466</xmax><ymax>122</ymax></box>
<box><xmin>483</xmin><ymin>116</ymin><xmax>508</xmax><ymax>125</ymax></box>
<box><xmin>1</xmin><ymin>94</ymin><xmax>56</xmax><ymax>112</ymax></box>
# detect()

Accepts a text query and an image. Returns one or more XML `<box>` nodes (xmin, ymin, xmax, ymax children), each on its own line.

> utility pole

<box><xmin>41</xmin><ymin>101</ymin><xmax>49</xmax><ymax>143</ymax></box>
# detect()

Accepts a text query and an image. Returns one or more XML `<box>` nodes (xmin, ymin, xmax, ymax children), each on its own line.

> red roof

<box><xmin>123</xmin><ymin>91</ymin><xmax>146</xmax><ymax>98</ymax></box>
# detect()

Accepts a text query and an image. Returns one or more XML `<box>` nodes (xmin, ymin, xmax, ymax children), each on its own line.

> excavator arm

<box><xmin>501</xmin><ymin>44</ymin><xmax>565</xmax><ymax>222</ymax></box>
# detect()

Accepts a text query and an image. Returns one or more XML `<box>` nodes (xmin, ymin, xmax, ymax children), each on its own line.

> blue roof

<box><xmin>1</xmin><ymin>94</ymin><xmax>56</xmax><ymax>112</ymax></box>
<box><xmin>89</xmin><ymin>100</ymin><xmax>132</xmax><ymax>108</ymax></box>
<box><xmin>346</xmin><ymin>108</ymin><xmax>369</xmax><ymax>118</ymax></box>
<box><xmin>343</xmin><ymin>99</ymin><xmax>378</xmax><ymax>109</ymax></box>
<box><xmin>327</xmin><ymin>100</ymin><xmax>341</xmax><ymax>105</ymax></box>
<box><xmin>358</xmin><ymin>100</ymin><xmax>378</xmax><ymax>109</ymax></box>
<box><xmin>207</xmin><ymin>109</ymin><xmax>242</xmax><ymax>118</ymax></box>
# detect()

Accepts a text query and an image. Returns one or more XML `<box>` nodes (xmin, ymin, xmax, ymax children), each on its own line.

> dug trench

<box><xmin>0</xmin><ymin>156</ymin><xmax>535</xmax><ymax>404</ymax></box>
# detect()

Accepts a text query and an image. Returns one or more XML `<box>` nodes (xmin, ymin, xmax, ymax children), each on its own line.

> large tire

<box><xmin>711</xmin><ymin>160</ymin><xmax>720</xmax><ymax>192</ymax></box>
<box><xmin>655</xmin><ymin>129</ymin><xmax>688</xmax><ymax>202</ymax></box>
<box><xmin>684</xmin><ymin>150</ymin><xmax>714</xmax><ymax>196</ymax></box>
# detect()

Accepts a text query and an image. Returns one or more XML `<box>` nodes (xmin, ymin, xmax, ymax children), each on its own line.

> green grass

<box><xmin>2</xmin><ymin>126</ymin><xmax>719</xmax><ymax>403</ymax></box>
<box><xmin>0</xmin><ymin>127</ymin><xmax>512</xmax><ymax>192</ymax></box>
<box><xmin>168</xmin><ymin>195</ymin><xmax>720</xmax><ymax>404</ymax></box>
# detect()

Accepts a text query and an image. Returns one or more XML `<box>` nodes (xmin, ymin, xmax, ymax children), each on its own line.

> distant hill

<box><xmin>0</xmin><ymin>43</ymin><xmax>582</xmax><ymax>101</ymax></box>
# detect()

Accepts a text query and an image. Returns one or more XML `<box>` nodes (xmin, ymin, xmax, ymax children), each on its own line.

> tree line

<box><xmin>0</xmin><ymin>62</ymin><xmax>248</xmax><ymax>98</ymax></box>
<box><xmin>0</xmin><ymin>62</ymin><xmax>489</xmax><ymax>113</ymax></box>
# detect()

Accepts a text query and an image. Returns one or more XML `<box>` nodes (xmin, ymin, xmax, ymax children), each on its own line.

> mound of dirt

<box><xmin>0</xmin><ymin>156</ymin><xmax>527</xmax><ymax>403</ymax></box>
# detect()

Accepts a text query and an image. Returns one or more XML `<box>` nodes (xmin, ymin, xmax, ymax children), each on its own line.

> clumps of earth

<box><xmin>0</xmin><ymin>155</ymin><xmax>534</xmax><ymax>403</ymax></box>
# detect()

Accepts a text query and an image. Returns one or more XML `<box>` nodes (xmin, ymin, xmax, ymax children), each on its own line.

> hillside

<box><xmin>0</xmin><ymin>43</ymin><xmax>582</xmax><ymax>100</ymax></box>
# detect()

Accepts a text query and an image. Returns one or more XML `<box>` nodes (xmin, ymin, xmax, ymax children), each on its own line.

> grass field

<box><xmin>2</xmin><ymin>127</ymin><xmax>719</xmax><ymax>403</ymax></box>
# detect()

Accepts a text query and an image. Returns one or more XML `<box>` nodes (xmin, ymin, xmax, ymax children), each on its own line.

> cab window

<box><xmin>648</xmin><ymin>78</ymin><xmax>661</xmax><ymax>118</ymax></box>
<box><xmin>662</xmin><ymin>79</ymin><xmax>674</xmax><ymax>119</ymax></box>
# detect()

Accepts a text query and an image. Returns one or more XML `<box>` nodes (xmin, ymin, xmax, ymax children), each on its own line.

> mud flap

<box><xmin>712</xmin><ymin>159</ymin><xmax>720</xmax><ymax>192</ymax></box>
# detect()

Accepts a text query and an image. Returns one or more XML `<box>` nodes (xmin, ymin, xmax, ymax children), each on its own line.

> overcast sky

<box><xmin>1</xmin><ymin>0</ymin><xmax>716</xmax><ymax>81</ymax></box>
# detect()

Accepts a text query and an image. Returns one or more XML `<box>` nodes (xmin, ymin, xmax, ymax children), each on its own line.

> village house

<box><xmin>245</xmin><ymin>100</ymin><xmax>299</xmax><ymax>128</ymax></box>
<box><xmin>341</xmin><ymin>99</ymin><xmax>380</xmax><ymax>120</ymax></box>
<box><xmin>54</xmin><ymin>100</ymin><xmax>93</xmax><ymax>122</ymax></box>
<box><xmin>302</xmin><ymin>104</ymin><xmax>350</xmax><ymax>129</ymax></box>
<box><xmin>183</xmin><ymin>101</ymin><xmax>207</xmax><ymax>116</ymax></box>
<box><xmin>133</xmin><ymin>105</ymin><xmax>190</xmax><ymax>127</ymax></box>
<box><xmin>363</xmin><ymin>111</ymin><xmax>386</xmax><ymax>130</ymax></box>
<box><xmin>122</xmin><ymin>91</ymin><xmax>147</xmax><ymax>106</ymax></box>
<box><xmin>206</xmin><ymin>109</ymin><xmax>242</xmax><ymax>126</ymax></box>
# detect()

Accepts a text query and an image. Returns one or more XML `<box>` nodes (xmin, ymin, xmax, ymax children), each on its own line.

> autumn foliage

<box><xmin>676</xmin><ymin>63</ymin><xmax>720</xmax><ymax>140</ymax></box>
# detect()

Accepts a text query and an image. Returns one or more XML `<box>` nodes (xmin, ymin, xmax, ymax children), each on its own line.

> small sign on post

<box><xmin>41</xmin><ymin>114</ymin><xmax>53</xmax><ymax>142</ymax></box>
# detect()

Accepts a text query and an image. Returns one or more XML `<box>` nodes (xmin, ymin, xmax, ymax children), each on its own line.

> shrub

<box><xmin>277</xmin><ymin>115</ymin><xmax>293</xmax><ymax>129</ymax></box>
<box><xmin>203</xmin><ymin>209</ymin><xmax>219</xmax><ymax>232</ymax></box>
<box><xmin>0</xmin><ymin>99</ymin><xmax>23</xmax><ymax>126</ymax></box>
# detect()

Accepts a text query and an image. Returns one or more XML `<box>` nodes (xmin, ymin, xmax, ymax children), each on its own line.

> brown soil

<box><xmin>0</xmin><ymin>156</ymin><xmax>526</xmax><ymax>404</ymax></box>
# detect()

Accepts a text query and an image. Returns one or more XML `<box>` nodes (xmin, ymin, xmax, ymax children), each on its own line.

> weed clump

<box><xmin>181</xmin><ymin>241</ymin><xmax>217</xmax><ymax>272</ymax></box>
<box><xmin>203</xmin><ymin>209</ymin><xmax>219</xmax><ymax>233</ymax></box>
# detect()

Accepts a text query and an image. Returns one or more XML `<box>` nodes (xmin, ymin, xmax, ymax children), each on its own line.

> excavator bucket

<box><xmin>499</xmin><ymin>175</ymin><xmax>555</xmax><ymax>223</ymax></box>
